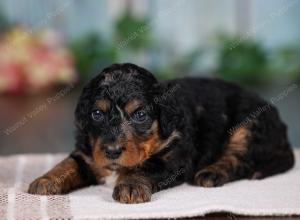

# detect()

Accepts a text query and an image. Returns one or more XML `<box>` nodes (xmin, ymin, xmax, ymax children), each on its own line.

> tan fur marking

<box><xmin>120</xmin><ymin>121</ymin><xmax>180</xmax><ymax>167</ymax></box>
<box><xmin>28</xmin><ymin>156</ymin><xmax>86</xmax><ymax>195</ymax></box>
<box><xmin>216</xmin><ymin>126</ymin><xmax>250</xmax><ymax>170</ymax></box>
<box><xmin>91</xmin><ymin>138</ymin><xmax>113</xmax><ymax>181</ymax></box>
<box><xmin>228</xmin><ymin>127</ymin><xmax>250</xmax><ymax>154</ymax></box>
<box><xmin>125</xmin><ymin>99</ymin><xmax>142</xmax><ymax>115</ymax></box>
<box><xmin>201</xmin><ymin>179</ymin><xmax>214</xmax><ymax>188</ymax></box>
<box><xmin>96</xmin><ymin>99</ymin><xmax>110</xmax><ymax>112</ymax></box>
<box><xmin>90</xmin><ymin>120</ymin><xmax>180</xmax><ymax>170</ymax></box>
<box><xmin>195</xmin><ymin>126</ymin><xmax>251</xmax><ymax>187</ymax></box>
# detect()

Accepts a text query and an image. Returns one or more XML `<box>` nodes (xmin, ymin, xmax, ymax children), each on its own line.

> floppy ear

<box><xmin>155</xmin><ymin>83</ymin><xmax>182</xmax><ymax>139</ymax></box>
<box><xmin>75</xmin><ymin>81</ymin><xmax>94</xmax><ymax>131</ymax></box>
<box><xmin>75</xmin><ymin>70</ymin><xmax>108</xmax><ymax>131</ymax></box>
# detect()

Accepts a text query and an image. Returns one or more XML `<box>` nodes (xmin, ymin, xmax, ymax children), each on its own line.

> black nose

<box><xmin>104</xmin><ymin>146</ymin><xmax>123</xmax><ymax>159</ymax></box>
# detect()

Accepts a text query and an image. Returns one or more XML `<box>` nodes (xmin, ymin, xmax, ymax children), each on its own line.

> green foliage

<box><xmin>69</xmin><ymin>10</ymin><xmax>154</xmax><ymax>83</ymax></box>
<box><xmin>69</xmin><ymin>33</ymin><xmax>118</xmax><ymax>82</ymax></box>
<box><xmin>115</xmin><ymin>10</ymin><xmax>152</xmax><ymax>51</ymax></box>
<box><xmin>216</xmin><ymin>35</ymin><xmax>268</xmax><ymax>84</ymax></box>
<box><xmin>270</xmin><ymin>47</ymin><xmax>300</xmax><ymax>81</ymax></box>
<box><xmin>0</xmin><ymin>6</ymin><xmax>10</xmax><ymax>32</ymax></box>
<box><xmin>155</xmin><ymin>49</ymin><xmax>203</xmax><ymax>80</ymax></box>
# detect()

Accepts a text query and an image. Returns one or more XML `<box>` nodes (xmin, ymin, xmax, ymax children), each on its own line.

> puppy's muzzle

<box><xmin>104</xmin><ymin>145</ymin><xmax>123</xmax><ymax>160</ymax></box>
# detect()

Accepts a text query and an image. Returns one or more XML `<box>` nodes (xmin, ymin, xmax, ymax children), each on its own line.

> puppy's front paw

<box><xmin>113</xmin><ymin>183</ymin><xmax>151</xmax><ymax>204</ymax></box>
<box><xmin>28</xmin><ymin>177</ymin><xmax>62</xmax><ymax>195</ymax></box>
<box><xmin>194</xmin><ymin>168</ymin><xmax>229</xmax><ymax>187</ymax></box>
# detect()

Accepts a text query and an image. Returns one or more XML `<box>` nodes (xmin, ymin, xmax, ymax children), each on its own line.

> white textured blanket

<box><xmin>0</xmin><ymin>150</ymin><xmax>300</xmax><ymax>220</ymax></box>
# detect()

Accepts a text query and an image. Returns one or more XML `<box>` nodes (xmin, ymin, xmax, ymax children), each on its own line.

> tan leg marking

<box><xmin>28</xmin><ymin>156</ymin><xmax>86</xmax><ymax>195</ymax></box>
<box><xmin>195</xmin><ymin>127</ymin><xmax>250</xmax><ymax>187</ymax></box>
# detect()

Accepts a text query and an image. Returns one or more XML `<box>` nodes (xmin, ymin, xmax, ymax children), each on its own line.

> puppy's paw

<box><xmin>28</xmin><ymin>177</ymin><xmax>62</xmax><ymax>195</ymax></box>
<box><xmin>194</xmin><ymin>168</ymin><xmax>229</xmax><ymax>187</ymax></box>
<box><xmin>113</xmin><ymin>183</ymin><xmax>151</xmax><ymax>204</ymax></box>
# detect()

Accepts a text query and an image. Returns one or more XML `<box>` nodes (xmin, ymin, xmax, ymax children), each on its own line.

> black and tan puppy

<box><xmin>28</xmin><ymin>63</ymin><xmax>294</xmax><ymax>203</ymax></box>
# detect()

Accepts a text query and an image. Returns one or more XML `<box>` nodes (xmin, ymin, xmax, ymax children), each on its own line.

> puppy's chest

<box><xmin>101</xmin><ymin>171</ymin><xmax>119</xmax><ymax>188</ymax></box>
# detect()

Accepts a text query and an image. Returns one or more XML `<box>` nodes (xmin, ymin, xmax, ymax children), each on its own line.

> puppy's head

<box><xmin>75</xmin><ymin>63</ymin><xmax>180</xmax><ymax>170</ymax></box>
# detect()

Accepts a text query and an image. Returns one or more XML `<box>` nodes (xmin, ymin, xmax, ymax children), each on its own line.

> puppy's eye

<box><xmin>91</xmin><ymin>109</ymin><xmax>104</xmax><ymax>122</ymax></box>
<box><xmin>132</xmin><ymin>110</ymin><xmax>147</xmax><ymax>123</ymax></box>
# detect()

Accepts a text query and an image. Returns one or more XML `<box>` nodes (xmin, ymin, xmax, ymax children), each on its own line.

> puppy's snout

<box><xmin>104</xmin><ymin>145</ymin><xmax>123</xmax><ymax>160</ymax></box>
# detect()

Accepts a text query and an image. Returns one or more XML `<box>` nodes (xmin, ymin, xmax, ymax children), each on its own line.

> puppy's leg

<box><xmin>195</xmin><ymin>127</ymin><xmax>251</xmax><ymax>187</ymax></box>
<box><xmin>252</xmin><ymin>149</ymin><xmax>294</xmax><ymax>179</ymax></box>
<box><xmin>28</xmin><ymin>153</ymin><xmax>94</xmax><ymax>195</ymax></box>
<box><xmin>113</xmin><ymin>158</ymin><xmax>186</xmax><ymax>204</ymax></box>
<box><xmin>113</xmin><ymin>171</ymin><xmax>152</xmax><ymax>204</ymax></box>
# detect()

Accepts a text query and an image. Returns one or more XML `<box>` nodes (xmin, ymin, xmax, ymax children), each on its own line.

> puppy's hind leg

<box><xmin>194</xmin><ymin>126</ymin><xmax>253</xmax><ymax>187</ymax></box>
<box><xmin>247</xmin><ymin>108</ymin><xmax>294</xmax><ymax>180</ymax></box>
<box><xmin>28</xmin><ymin>151</ymin><xmax>96</xmax><ymax>195</ymax></box>
<box><xmin>251</xmin><ymin>145</ymin><xmax>294</xmax><ymax>180</ymax></box>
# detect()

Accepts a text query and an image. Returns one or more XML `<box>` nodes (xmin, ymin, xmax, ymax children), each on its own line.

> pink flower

<box><xmin>0</xmin><ymin>27</ymin><xmax>77</xmax><ymax>95</ymax></box>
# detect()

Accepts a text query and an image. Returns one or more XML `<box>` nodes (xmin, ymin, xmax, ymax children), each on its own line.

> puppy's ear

<box><xmin>75</xmin><ymin>81</ymin><xmax>94</xmax><ymax>131</ymax></box>
<box><xmin>155</xmin><ymin>83</ymin><xmax>181</xmax><ymax>139</ymax></box>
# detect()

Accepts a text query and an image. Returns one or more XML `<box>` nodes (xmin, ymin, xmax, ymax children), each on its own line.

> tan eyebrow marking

<box><xmin>125</xmin><ymin>99</ymin><xmax>143</xmax><ymax>115</ymax></box>
<box><xmin>96</xmin><ymin>100</ymin><xmax>110</xmax><ymax>112</ymax></box>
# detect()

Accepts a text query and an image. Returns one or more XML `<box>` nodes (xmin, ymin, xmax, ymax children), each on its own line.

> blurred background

<box><xmin>0</xmin><ymin>0</ymin><xmax>299</xmax><ymax>155</ymax></box>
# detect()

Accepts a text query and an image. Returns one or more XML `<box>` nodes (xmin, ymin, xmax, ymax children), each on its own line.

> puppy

<box><xmin>28</xmin><ymin>63</ymin><xmax>295</xmax><ymax>203</ymax></box>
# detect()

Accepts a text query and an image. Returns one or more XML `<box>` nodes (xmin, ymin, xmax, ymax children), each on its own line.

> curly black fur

<box><xmin>28</xmin><ymin>63</ymin><xmax>295</xmax><ymax>203</ymax></box>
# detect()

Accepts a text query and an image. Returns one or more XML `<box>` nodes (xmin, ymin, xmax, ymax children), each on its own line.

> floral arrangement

<box><xmin>0</xmin><ymin>28</ymin><xmax>77</xmax><ymax>94</ymax></box>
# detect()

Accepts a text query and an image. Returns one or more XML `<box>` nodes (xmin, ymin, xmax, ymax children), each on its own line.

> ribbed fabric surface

<box><xmin>0</xmin><ymin>151</ymin><xmax>299</xmax><ymax>220</ymax></box>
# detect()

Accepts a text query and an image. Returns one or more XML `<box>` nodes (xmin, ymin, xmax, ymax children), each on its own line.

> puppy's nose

<box><xmin>104</xmin><ymin>146</ymin><xmax>123</xmax><ymax>160</ymax></box>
